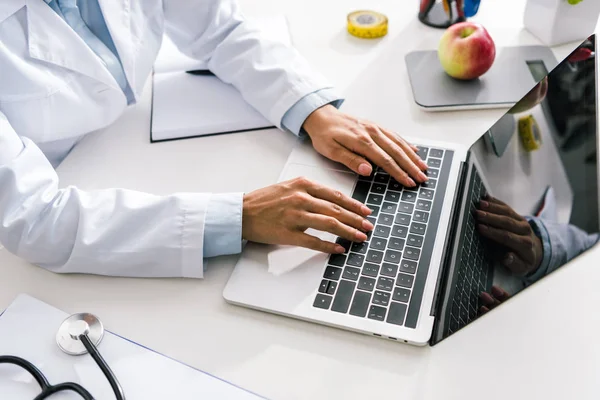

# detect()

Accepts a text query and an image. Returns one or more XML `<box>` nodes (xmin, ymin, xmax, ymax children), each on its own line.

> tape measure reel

<box><xmin>347</xmin><ymin>10</ymin><xmax>389</xmax><ymax>39</ymax></box>
<box><xmin>518</xmin><ymin>114</ymin><xmax>542</xmax><ymax>151</ymax></box>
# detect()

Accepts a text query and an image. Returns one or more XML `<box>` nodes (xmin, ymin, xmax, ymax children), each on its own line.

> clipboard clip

<box><xmin>0</xmin><ymin>313</ymin><xmax>125</xmax><ymax>400</ymax></box>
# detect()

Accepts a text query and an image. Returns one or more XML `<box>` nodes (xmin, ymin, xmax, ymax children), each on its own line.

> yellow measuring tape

<box><xmin>347</xmin><ymin>10</ymin><xmax>389</xmax><ymax>39</ymax></box>
<box><xmin>518</xmin><ymin>114</ymin><xmax>542</xmax><ymax>151</ymax></box>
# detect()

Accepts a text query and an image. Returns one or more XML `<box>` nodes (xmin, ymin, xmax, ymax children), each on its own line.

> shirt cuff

<box><xmin>202</xmin><ymin>193</ymin><xmax>244</xmax><ymax>260</ymax></box>
<box><xmin>523</xmin><ymin>216</ymin><xmax>552</xmax><ymax>285</ymax></box>
<box><xmin>280</xmin><ymin>88</ymin><xmax>344</xmax><ymax>137</ymax></box>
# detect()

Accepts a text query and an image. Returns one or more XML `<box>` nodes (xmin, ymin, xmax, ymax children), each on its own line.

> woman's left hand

<box><xmin>302</xmin><ymin>105</ymin><xmax>429</xmax><ymax>187</ymax></box>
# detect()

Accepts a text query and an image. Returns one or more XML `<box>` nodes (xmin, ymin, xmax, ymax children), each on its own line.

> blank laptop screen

<box><xmin>432</xmin><ymin>35</ymin><xmax>599</xmax><ymax>344</ymax></box>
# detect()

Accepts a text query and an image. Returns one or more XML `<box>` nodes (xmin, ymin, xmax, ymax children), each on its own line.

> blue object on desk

<box><xmin>463</xmin><ymin>0</ymin><xmax>480</xmax><ymax>17</ymax></box>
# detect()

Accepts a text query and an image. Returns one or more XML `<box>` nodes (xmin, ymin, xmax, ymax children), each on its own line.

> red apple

<box><xmin>438</xmin><ymin>22</ymin><xmax>496</xmax><ymax>80</ymax></box>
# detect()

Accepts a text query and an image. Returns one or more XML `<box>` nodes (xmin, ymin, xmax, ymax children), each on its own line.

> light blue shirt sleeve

<box><xmin>202</xmin><ymin>193</ymin><xmax>244</xmax><ymax>262</ymax></box>
<box><xmin>523</xmin><ymin>216</ymin><xmax>600</xmax><ymax>285</ymax></box>
<box><xmin>281</xmin><ymin>88</ymin><xmax>344</xmax><ymax>136</ymax></box>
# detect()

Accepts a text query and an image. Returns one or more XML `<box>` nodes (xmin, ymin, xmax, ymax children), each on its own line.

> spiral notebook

<box><xmin>0</xmin><ymin>294</ymin><xmax>264</xmax><ymax>399</ymax></box>
<box><xmin>151</xmin><ymin>16</ymin><xmax>291</xmax><ymax>142</ymax></box>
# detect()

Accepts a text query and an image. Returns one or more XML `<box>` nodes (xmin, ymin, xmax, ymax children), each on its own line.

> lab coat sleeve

<box><xmin>523</xmin><ymin>217</ymin><xmax>600</xmax><ymax>285</ymax></box>
<box><xmin>0</xmin><ymin>113</ymin><xmax>211</xmax><ymax>279</ymax></box>
<box><xmin>281</xmin><ymin>88</ymin><xmax>344</xmax><ymax>137</ymax></box>
<box><xmin>162</xmin><ymin>0</ymin><xmax>339</xmax><ymax>129</ymax></box>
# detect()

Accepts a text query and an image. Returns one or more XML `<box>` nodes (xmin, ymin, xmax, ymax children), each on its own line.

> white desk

<box><xmin>1</xmin><ymin>1</ymin><xmax>599</xmax><ymax>399</ymax></box>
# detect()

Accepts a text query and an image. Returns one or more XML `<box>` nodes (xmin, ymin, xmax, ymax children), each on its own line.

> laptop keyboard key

<box><xmin>374</xmin><ymin>225</ymin><xmax>391</xmax><ymax>238</ymax></box>
<box><xmin>416</xmin><ymin>199</ymin><xmax>432</xmax><ymax>212</ymax></box>
<box><xmin>384</xmin><ymin>249</ymin><xmax>402</xmax><ymax>263</ymax></box>
<box><xmin>419</xmin><ymin>188</ymin><xmax>434</xmax><ymax>200</ymax></box>
<box><xmin>413</xmin><ymin>211</ymin><xmax>429</xmax><ymax>223</ymax></box>
<box><xmin>416</xmin><ymin>146</ymin><xmax>428</xmax><ymax>160</ymax></box>
<box><xmin>366</xmin><ymin>250</ymin><xmax>384</xmax><ymax>264</ymax></box>
<box><xmin>407</xmin><ymin>234</ymin><xmax>423</xmax><ymax>248</ymax></box>
<box><xmin>362</xmin><ymin>263</ymin><xmax>380</xmax><ymax>277</ymax></box>
<box><xmin>377</xmin><ymin>213</ymin><xmax>394</xmax><ymax>226</ymax></box>
<box><xmin>367</xmin><ymin>194</ymin><xmax>383</xmax><ymax>205</ymax></box>
<box><xmin>381</xmin><ymin>262</ymin><xmax>398</xmax><ymax>277</ymax></box>
<box><xmin>386</xmin><ymin>302</ymin><xmax>408</xmax><ymax>325</ymax></box>
<box><xmin>373</xmin><ymin>291</ymin><xmax>391</xmax><ymax>306</ymax></box>
<box><xmin>393</xmin><ymin>287</ymin><xmax>411</xmax><ymax>303</ymax></box>
<box><xmin>327</xmin><ymin>281</ymin><xmax>337</xmax><ymax>295</ymax></box>
<box><xmin>410</xmin><ymin>222</ymin><xmax>427</xmax><ymax>235</ymax></box>
<box><xmin>358</xmin><ymin>276</ymin><xmax>376</xmax><ymax>291</ymax></box>
<box><xmin>352</xmin><ymin>181</ymin><xmax>371</xmax><ymax>203</ymax></box>
<box><xmin>396</xmin><ymin>273</ymin><xmax>414</xmax><ymax>288</ymax></box>
<box><xmin>404</xmin><ymin>247</ymin><xmax>421</xmax><ymax>261</ymax></box>
<box><xmin>368</xmin><ymin>305</ymin><xmax>387</xmax><ymax>321</ymax></box>
<box><xmin>381</xmin><ymin>202</ymin><xmax>397</xmax><ymax>214</ymax></box>
<box><xmin>395</xmin><ymin>213</ymin><xmax>411</xmax><ymax>226</ymax></box>
<box><xmin>368</xmin><ymin>206</ymin><xmax>380</xmax><ymax>217</ymax></box>
<box><xmin>421</xmin><ymin>179</ymin><xmax>437</xmax><ymax>189</ymax></box>
<box><xmin>336</xmin><ymin>238</ymin><xmax>352</xmax><ymax>253</ymax></box>
<box><xmin>385</xmin><ymin>190</ymin><xmax>401</xmax><ymax>203</ymax></box>
<box><xmin>347</xmin><ymin>253</ymin><xmax>364</xmax><ymax>267</ymax></box>
<box><xmin>401</xmin><ymin>191</ymin><xmax>417</xmax><ymax>202</ymax></box>
<box><xmin>324</xmin><ymin>266</ymin><xmax>342</xmax><ymax>280</ymax></box>
<box><xmin>389</xmin><ymin>237</ymin><xmax>405</xmax><ymax>251</ymax></box>
<box><xmin>351</xmin><ymin>242</ymin><xmax>368</xmax><ymax>254</ymax></box>
<box><xmin>370</xmin><ymin>237</ymin><xmax>387</xmax><ymax>251</ymax></box>
<box><xmin>391</xmin><ymin>225</ymin><xmax>408</xmax><ymax>238</ymax></box>
<box><xmin>388</xmin><ymin>179</ymin><xmax>403</xmax><ymax>192</ymax></box>
<box><xmin>429</xmin><ymin>148</ymin><xmax>444</xmax><ymax>158</ymax></box>
<box><xmin>349</xmin><ymin>291</ymin><xmax>371</xmax><ymax>317</ymax></box>
<box><xmin>328</xmin><ymin>254</ymin><xmax>346</xmax><ymax>267</ymax></box>
<box><xmin>427</xmin><ymin>158</ymin><xmax>441</xmax><ymax>168</ymax></box>
<box><xmin>343</xmin><ymin>266</ymin><xmax>360</xmax><ymax>281</ymax></box>
<box><xmin>371</xmin><ymin>183</ymin><xmax>387</xmax><ymax>194</ymax></box>
<box><xmin>319</xmin><ymin>280</ymin><xmax>329</xmax><ymax>293</ymax></box>
<box><xmin>376</xmin><ymin>277</ymin><xmax>394</xmax><ymax>291</ymax></box>
<box><xmin>331</xmin><ymin>280</ymin><xmax>356</xmax><ymax>313</ymax></box>
<box><xmin>400</xmin><ymin>259</ymin><xmax>417</xmax><ymax>274</ymax></box>
<box><xmin>425</xmin><ymin>168</ymin><xmax>439</xmax><ymax>179</ymax></box>
<box><xmin>374</xmin><ymin>173</ymin><xmax>389</xmax><ymax>184</ymax></box>
<box><xmin>313</xmin><ymin>294</ymin><xmax>333</xmax><ymax>310</ymax></box>
<box><xmin>398</xmin><ymin>202</ymin><xmax>415</xmax><ymax>214</ymax></box>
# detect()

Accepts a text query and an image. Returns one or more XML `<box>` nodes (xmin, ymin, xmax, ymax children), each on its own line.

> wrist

<box><xmin>302</xmin><ymin>104</ymin><xmax>337</xmax><ymax>137</ymax></box>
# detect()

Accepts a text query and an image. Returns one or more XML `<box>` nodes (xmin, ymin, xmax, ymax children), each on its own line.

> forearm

<box><xmin>0</xmin><ymin>137</ymin><xmax>211</xmax><ymax>278</ymax></box>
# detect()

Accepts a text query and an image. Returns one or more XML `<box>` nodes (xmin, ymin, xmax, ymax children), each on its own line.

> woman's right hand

<box><xmin>242</xmin><ymin>177</ymin><xmax>374</xmax><ymax>253</ymax></box>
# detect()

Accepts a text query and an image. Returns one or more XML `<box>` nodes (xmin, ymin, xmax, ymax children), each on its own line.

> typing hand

<box><xmin>242</xmin><ymin>177</ymin><xmax>374</xmax><ymax>253</ymax></box>
<box><xmin>302</xmin><ymin>105</ymin><xmax>428</xmax><ymax>187</ymax></box>
<box><xmin>479</xmin><ymin>285</ymin><xmax>511</xmax><ymax>314</ymax></box>
<box><xmin>475</xmin><ymin>195</ymin><xmax>543</xmax><ymax>276</ymax></box>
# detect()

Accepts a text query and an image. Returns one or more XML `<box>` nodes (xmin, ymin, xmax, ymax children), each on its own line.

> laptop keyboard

<box><xmin>313</xmin><ymin>146</ymin><xmax>452</xmax><ymax>327</ymax></box>
<box><xmin>447</xmin><ymin>165</ymin><xmax>493</xmax><ymax>334</ymax></box>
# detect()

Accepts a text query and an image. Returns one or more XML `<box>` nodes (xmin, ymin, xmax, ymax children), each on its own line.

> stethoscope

<box><xmin>0</xmin><ymin>313</ymin><xmax>125</xmax><ymax>399</ymax></box>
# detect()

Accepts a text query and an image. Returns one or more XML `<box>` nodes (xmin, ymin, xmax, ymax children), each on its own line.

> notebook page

<box><xmin>0</xmin><ymin>294</ymin><xmax>264</xmax><ymax>399</ymax></box>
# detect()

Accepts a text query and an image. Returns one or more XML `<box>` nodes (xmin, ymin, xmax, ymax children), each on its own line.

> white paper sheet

<box><xmin>0</xmin><ymin>294</ymin><xmax>264</xmax><ymax>399</ymax></box>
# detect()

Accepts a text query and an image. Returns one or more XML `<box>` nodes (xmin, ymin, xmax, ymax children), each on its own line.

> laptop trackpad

<box><xmin>267</xmin><ymin>163</ymin><xmax>356</xmax><ymax>274</ymax></box>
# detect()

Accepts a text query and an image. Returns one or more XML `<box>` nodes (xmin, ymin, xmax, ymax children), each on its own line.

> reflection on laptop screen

<box><xmin>431</xmin><ymin>35</ymin><xmax>599</xmax><ymax>344</ymax></box>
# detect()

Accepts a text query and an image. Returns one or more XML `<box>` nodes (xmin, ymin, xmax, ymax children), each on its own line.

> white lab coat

<box><xmin>0</xmin><ymin>0</ymin><xmax>331</xmax><ymax>278</ymax></box>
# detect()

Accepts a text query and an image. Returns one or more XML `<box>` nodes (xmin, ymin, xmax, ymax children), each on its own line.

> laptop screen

<box><xmin>431</xmin><ymin>35</ymin><xmax>599</xmax><ymax>344</ymax></box>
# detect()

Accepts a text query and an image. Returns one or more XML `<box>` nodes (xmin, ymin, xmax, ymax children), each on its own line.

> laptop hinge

<box><xmin>429</xmin><ymin>159</ymin><xmax>469</xmax><ymax>320</ymax></box>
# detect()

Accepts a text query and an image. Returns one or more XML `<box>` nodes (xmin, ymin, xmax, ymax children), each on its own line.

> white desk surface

<box><xmin>1</xmin><ymin>1</ymin><xmax>599</xmax><ymax>398</ymax></box>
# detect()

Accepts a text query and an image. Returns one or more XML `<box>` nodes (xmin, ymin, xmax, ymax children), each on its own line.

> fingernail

<box><xmin>355</xmin><ymin>231</ymin><xmax>368</xmax><ymax>241</ymax></box>
<box><xmin>419</xmin><ymin>160</ymin><xmax>428</xmax><ymax>169</ymax></box>
<box><xmin>361</xmin><ymin>205</ymin><xmax>372</xmax><ymax>215</ymax></box>
<box><xmin>478</xmin><ymin>224</ymin><xmax>487</xmax><ymax>231</ymax></box>
<box><xmin>480</xmin><ymin>200</ymin><xmax>488</xmax><ymax>208</ymax></box>
<box><xmin>476</xmin><ymin>210</ymin><xmax>485</xmax><ymax>218</ymax></box>
<box><xmin>418</xmin><ymin>171</ymin><xmax>428</xmax><ymax>181</ymax></box>
<box><xmin>335</xmin><ymin>245</ymin><xmax>345</xmax><ymax>253</ymax></box>
<box><xmin>362</xmin><ymin>219</ymin><xmax>374</xmax><ymax>230</ymax></box>
<box><xmin>407</xmin><ymin>178</ymin><xmax>416</xmax><ymax>187</ymax></box>
<box><xmin>504</xmin><ymin>253</ymin><xmax>514</xmax><ymax>265</ymax></box>
<box><xmin>358</xmin><ymin>163</ymin><xmax>372</xmax><ymax>175</ymax></box>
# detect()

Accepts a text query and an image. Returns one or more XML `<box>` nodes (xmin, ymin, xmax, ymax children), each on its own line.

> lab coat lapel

<box><xmin>97</xmin><ymin>0</ymin><xmax>137</xmax><ymax>94</ymax></box>
<box><xmin>25</xmin><ymin>0</ymin><xmax>119</xmax><ymax>89</ymax></box>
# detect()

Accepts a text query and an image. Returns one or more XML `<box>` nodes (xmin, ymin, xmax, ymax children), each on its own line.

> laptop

<box><xmin>224</xmin><ymin>35</ymin><xmax>599</xmax><ymax>346</ymax></box>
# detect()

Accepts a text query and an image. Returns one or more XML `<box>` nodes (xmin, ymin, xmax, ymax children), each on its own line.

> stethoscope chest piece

<box><xmin>56</xmin><ymin>313</ymin><xmax>104</xmax><ymax>356</ymax></box>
